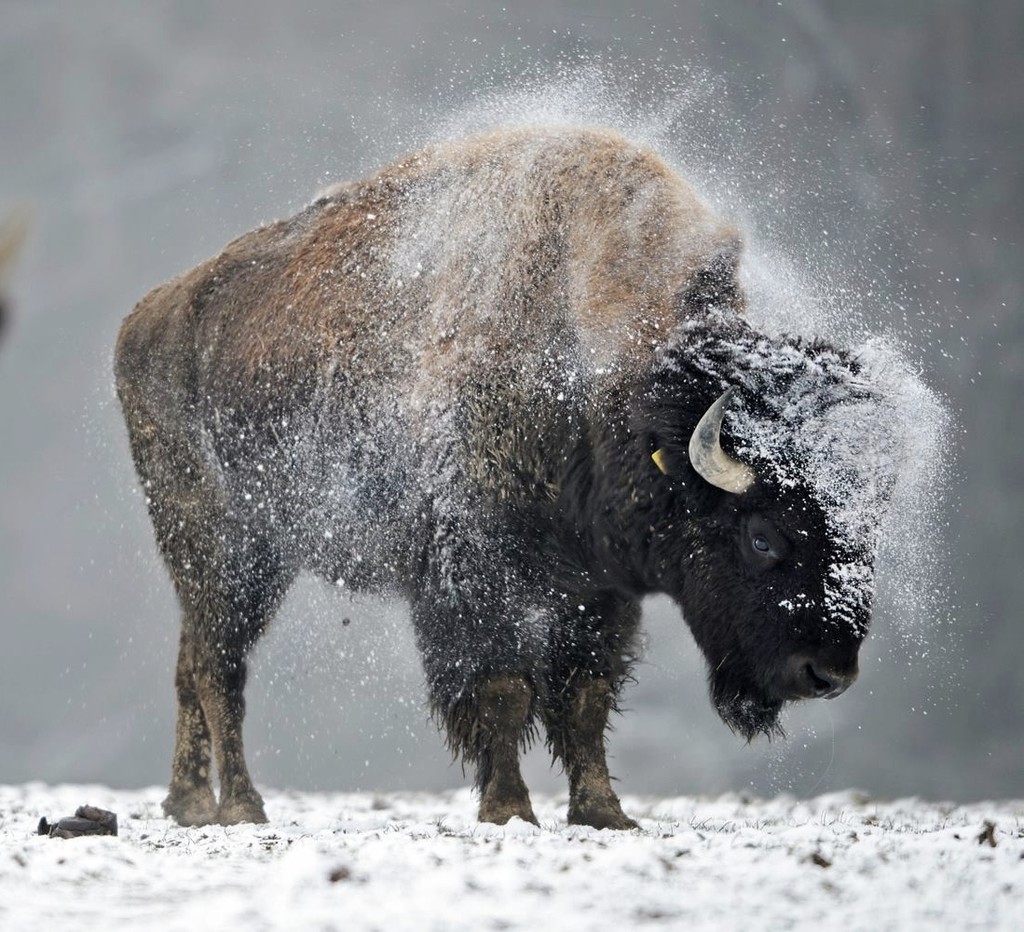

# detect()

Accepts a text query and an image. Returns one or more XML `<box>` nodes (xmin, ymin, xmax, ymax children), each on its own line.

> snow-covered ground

<box><xmin>1</xmin><ymin>783</ymin><xmax>1020</xmax><ymax>930</ymax></box>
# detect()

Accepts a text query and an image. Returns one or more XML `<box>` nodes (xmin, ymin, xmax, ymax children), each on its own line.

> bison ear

<box><xmin>649</xmin><ymin>434</ymin><xmax>679</xmax><ymax>476</ymax></box>
<box><xmin>677</xmin><ymin>240</ymin><xmax>743</xmax><ymax>316</ymax></box>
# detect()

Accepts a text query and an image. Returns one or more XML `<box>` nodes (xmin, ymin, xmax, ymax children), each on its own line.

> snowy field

<box><xmin>1</xmin><ymin>783</ymin><xmax>1020</xmax><ymax>931</ymax></box>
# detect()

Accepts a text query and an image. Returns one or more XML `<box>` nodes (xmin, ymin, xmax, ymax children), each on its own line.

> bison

<box><xmin>115</xmin><ymin>125</ymin><xmax>910</xmax><ymax>829</ymax></box>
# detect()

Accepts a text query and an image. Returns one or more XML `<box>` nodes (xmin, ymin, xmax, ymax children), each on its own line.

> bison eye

<box><xmin>741</xmin><ymin>514</ymin><xmax>789</xmax><ymax>571</ymax></box>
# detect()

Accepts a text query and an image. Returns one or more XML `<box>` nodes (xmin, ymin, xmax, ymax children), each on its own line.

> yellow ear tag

<box><xmin>651</xmin><ymin>448</ymin><xmax>669</xmax><ymax>475</ymax></box>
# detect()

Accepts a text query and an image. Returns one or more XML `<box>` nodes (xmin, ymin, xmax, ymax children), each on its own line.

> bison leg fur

<box><xmin>195</xmin><ymin>556</ymin><xmax>293</xmax><ymax>825</ymax></box>
<box><xmin>160</xmin><ymin>518</ymin><xmax>288</xmax><ymax>824</ymax></box>
<box><xmin>552</xmin><ymin>676</ymin><xmax>638</xmax><ymax>830</ymax></box>
<box><xmin>191</xmin><ymin>629</ymin><xmax>267</xmax><ymax>826</ymax></box>
<box><xmin>544</xmin><ymin>596</ymin><xmax>641</xmax><ymax>830</ymax></box>
<box><xmin>166</xmin><ymin>592</ymin><xmax>272</xmax><ymax>825</ymax></box>
<box><xmin>411</xmin><ymin>523</ymin><xmax>541</xmax><ymax>825</ymax></box>
<box><xmin>426</xmin><ymin>668</ymin><xmax>539</xmax><ymax>827</ymax></box>
<box><xmin>163</xmin><ymin>626</ymin><xmax>218</xmax><ymax>826</ymax></box>
<box><xmin>474</xmin><ymin>674</ymin><xmax>538</xmax><ymax>826</ymax></box>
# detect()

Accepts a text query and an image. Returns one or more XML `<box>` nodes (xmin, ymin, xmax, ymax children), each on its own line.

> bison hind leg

<box><xmin>163</xmin><ymin>612</ymin><xmax>271</xmax><ymax>827</ymax></box>
<box><xmin>163</xmin><ymin>628</ymin><xmax>218</xmax><ymax>826</ymax></box>
<box><xmin>163</xmin><ymin>783</ymin><xmax>217</xmax><ymax>828</ymax></box>
<box><xmin>162</xmin><ymin>533</ymin><xmax>292</xmax><ymax>826</ymax></box>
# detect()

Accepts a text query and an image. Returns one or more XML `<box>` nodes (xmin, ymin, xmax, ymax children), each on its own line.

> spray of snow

<box><xmin>394</xmin><ymin>62</ymin><xmax>953</xmax><ymax>638</ymax></box>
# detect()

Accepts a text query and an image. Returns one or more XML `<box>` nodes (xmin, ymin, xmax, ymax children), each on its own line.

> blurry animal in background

<box><xmin>115</xmin><ymin>126</ymin><xmax>913</xmax><ymax>829</ymax></box>
<box><xmin>0</xmin><ymin>208</ymin><xmax>30</xmax><ymax>342</ymax></box>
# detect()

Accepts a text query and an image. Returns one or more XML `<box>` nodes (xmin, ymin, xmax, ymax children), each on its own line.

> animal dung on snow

<box><xmin>38</xmin><ymin>805</ymin><xmax>118</xmax><ymax>838</ymax></box>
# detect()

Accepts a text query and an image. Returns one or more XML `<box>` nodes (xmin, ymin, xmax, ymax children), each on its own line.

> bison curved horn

<box><xmin>688</xmin><ymin>387</ymin><xmax>756</xmax><ymax>494</ymax></box>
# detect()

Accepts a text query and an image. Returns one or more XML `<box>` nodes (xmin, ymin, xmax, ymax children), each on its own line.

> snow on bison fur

<box><xmin>115</xmin><ymin>125</ymin><xmax>914</xmax><ymax>829</ymax></box>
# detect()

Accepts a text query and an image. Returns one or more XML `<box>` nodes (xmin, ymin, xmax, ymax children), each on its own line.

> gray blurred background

<box><xmin>1</xmin><ymin>0</ymin><xmax>1020</xmax><ymax>802</ymax></box>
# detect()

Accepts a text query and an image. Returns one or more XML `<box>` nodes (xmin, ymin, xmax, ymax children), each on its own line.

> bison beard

<box><xmin>114</xmin><ymin>126</ymin><xmax>902</xmax><ymax>829</ymax></box>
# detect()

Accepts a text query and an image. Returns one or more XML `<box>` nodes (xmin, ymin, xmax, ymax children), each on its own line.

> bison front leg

<box><xmin>411</xmin><ymin>578</ymin><xmax>540</xmax><ymax>824</ymax></box>
<box><xmin>417</xmin><ymin>631</ymin><xmax>540</xmax><ymax>826</ymax></box>
<box><xmin>474</xmin><ymin>674</ymin><xmax>537</xmax><ymax>825</ymax></box>
<box><xmin>411</xmin><ymin>501</ymin><xmax>546</xmax><ymax>825</ymax></box>
<box><xmin>544</xmin><ymin>594</ymin><xmax>641</xmax><ymax>830</ymax></box>
<box><xmin>549</xmin><ymin>676</ymin><xmax>638</xmax><ymax>830</ymax></box>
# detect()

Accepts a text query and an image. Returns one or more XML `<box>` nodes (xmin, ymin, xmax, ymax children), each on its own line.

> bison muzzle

<box><xmin>115</xmin><ymin>125</ymin><xmax>909</xmax><ymax>829</ymax></box>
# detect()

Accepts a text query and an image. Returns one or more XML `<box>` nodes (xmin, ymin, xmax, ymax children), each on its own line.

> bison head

<box><xmin>640</xmin><ymin>311</ymin><xmax>906</xmax><ymax>739</ymax></box>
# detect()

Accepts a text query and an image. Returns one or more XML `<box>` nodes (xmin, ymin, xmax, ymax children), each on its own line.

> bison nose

<box><xmin>785</xmin><ymin>654</ymin><xmax>858</xmax><ymax>701</ymax></box>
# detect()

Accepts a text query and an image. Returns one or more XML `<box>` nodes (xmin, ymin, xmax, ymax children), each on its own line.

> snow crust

<box><xmin>2</xmin><ymin>784</ymin><xmax>1020</xmax><ymax>931</ymax></box>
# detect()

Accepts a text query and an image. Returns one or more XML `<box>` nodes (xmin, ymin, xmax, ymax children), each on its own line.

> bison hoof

<box><xmin>163</xmin><ymin>786</ymin><xmax>218</xmax><ymax>827</ymax></box>
<box><xmin>479</xmin><ymin>792</ymin><xmax>538</xmax><ymax>826</ymax></box>
<box><xmin>215</xmin><ymin>793</ymin><xmax>268</xmax><ymax>825</ymax></box>
<box><xmin>568</xmin><ymin>800</ymin><xmax>639</xmax><ymax>831</ymax></box>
